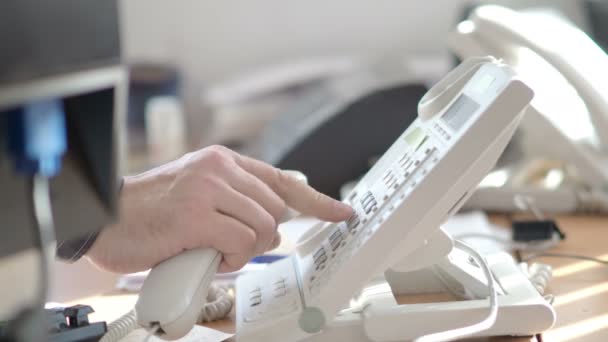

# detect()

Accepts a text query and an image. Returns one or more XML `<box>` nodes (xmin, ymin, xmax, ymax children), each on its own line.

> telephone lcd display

<box><xmin>441</xmin><ymin>94</ymin><xmax>480</xmax><ymax>131</ymax></box>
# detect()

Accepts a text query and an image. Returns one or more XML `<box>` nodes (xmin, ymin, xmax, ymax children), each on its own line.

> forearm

<box><xmin>61</xmin><ymin>146</ymin><xmax>351</xmax><ymax>274</ymax></box>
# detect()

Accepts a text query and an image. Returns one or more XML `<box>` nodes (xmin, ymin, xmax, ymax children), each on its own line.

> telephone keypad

<box><xmin>305</xmin><ymin>144</ymin><xmax>440</xmax><ymax>300</ymax></box>
<box><xmin>361</xmin><ymin>191</ymin><xmax>378</xmax><ymax>214</ymax></box>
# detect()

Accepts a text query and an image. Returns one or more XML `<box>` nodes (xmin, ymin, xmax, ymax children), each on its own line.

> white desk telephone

<box><xmin>451</xmin><ymin>5</ymin><xmax>608</xmax><ymax>214</ymax></box>
<box><xmin>102</xmin><ymin>57</ymin><xmax>556</xmax><ymax>342</ymax></box>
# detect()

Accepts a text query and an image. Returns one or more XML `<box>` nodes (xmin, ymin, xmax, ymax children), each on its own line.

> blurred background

<box><xmin>117</xmin><ymin>0</ymin><xmax>604</xmax><ymax>172</ymax></box>
<box><xmin>50</xmin><ymin>0</ymin><xmax>608</xmax><ymax>302</ymax></box>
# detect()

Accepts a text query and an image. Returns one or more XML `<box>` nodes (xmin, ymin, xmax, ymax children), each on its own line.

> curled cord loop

<box><xmin>100</xmin><ymin>284</ymin><xmax>234</xmax><ymax>342</ymax></box>
<box><xmin>99</xmin><ymin>309</ymin><xmax>137</xmax><ymax>342</ymax></box>
<box><xmin>198</xmin><ymin>285</ymin><xmax>234</xmax><ymax>323</ymax></box>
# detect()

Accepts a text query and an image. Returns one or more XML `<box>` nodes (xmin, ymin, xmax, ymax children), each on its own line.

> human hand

<box><xmin>86</xmin><ymin>145</ymin><xmax>353</xmax><ymax>273</ymax></box>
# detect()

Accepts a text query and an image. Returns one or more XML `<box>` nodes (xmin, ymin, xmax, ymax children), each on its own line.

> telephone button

<box><xmin>399</xmin><ymin>154</ymin><xmax>410</xmax><ymax>163</ymax></box>
<box><xmin>313</xmin><ymin>247</ymin><xmax>326</xmax><ymax>260</ymax></box>
<box><xmin>250</xmin><ymin>296</ymin><xmax>262</xmax><ymax>307</ymax></box>
<box><xmin>329</xmin><ymin>229</ymin><xmax>344</xmax><ymax>252</ymax></box>
<box><xmin>360</xmin><ymin>191</ymin><xmax>374</xmax><ymax>206</ymax></box>
<box><xmin>382</xmin><ymin>171</ymin><xmax>392</xmax><ymax>182</ymax></box>
<box><xmin>244</xmin><ymin>312</ymin><xmax>260</xmax><ymax>323</ymax></box>
<box><xmin>362</xmin><ymin>194</ymin><xmax>378</xmax><ymax>214</ymax></box>
<box><xmin>250</xmin><ymin>287</ymin><xmax>261</xmax><ymax>296</ymax></box>
<box><xmin>313</xmin><ymin>247</ymin><xmax>327</xmax><ymax>269</ymax></box>
<box><xmin>274</xmin><ymin>288</ymin><xmax>288</xmax><ymax>298</ymax></box>
<box><xmin>347</xmin><ymin>214</ymin><xmax>360</xmax><ymax>231</ymax></box>
<box><xmin>402</xmin><ymin>160</ymin><xmax>414</xmax><ymax>171</ymax></box>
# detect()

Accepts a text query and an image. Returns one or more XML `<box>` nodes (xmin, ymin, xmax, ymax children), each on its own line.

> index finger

<box><xmin>234</xmin><ymin>154</ymin><xmax>353</xmax><ymax>222</ymax></box>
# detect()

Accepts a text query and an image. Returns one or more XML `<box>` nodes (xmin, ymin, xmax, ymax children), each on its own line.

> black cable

<box><xmin>506</xmin><ymin>213</ymin><xmax>526</xmax><ymax>263</ymax></box>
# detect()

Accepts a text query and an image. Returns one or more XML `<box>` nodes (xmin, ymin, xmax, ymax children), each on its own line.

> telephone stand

<box><xmin>304</xmin><ymin>228</ymin><xmax>556</xmax><ymax>342</ymax></box>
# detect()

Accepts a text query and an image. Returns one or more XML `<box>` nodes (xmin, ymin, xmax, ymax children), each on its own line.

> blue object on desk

<box><xmin>5</xmin><ymin>98</ymin><xmax>67</xmax><ymax>177</ymax></box>
<box><xmin>250</xmin><ymin>254</ymin><xmax>287</xmax><ymax>264</ymax></box>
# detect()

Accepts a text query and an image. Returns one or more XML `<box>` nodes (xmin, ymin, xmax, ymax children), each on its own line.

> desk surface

<box><xmin>75</xmin><ymin>215</ymin><xmax>608</xmax><ymax>342</ymax></box>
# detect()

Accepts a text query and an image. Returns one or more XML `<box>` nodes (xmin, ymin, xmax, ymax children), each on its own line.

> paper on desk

<box><xmin>441</xmin><ymin>211</ymin><xmax>511</xmax><ymax>253</ymax></box>
<box><xmin>121</xmin><ymin>326</ymin><xmax>233</xmax><ymax>342</ymax></box>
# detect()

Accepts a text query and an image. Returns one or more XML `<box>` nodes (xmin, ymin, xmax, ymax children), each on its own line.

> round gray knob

<box><xmin>298</xmin><ymin>307</ymin><xmax>326</xmax><ymax>334</ymax></box>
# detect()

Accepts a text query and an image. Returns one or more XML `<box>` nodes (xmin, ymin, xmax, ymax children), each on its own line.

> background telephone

<box><xmin>118</xmin><ymin>56</ymin><xmax>549</xmax><ymax>341</ymax></box>
<box><xmin>451</xmin><ymin>5</ymin><xmax>608</xmax><ymax>214</ymax></box>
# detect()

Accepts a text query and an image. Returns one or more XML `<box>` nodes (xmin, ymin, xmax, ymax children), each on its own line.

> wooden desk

<box><xmin>74</xmin><ymin>215</ymin><xmax>608</xmax><ymax>342</ymax></box>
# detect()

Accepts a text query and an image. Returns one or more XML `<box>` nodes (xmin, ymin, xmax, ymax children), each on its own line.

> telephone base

<box><xmin>302</xmin><ymin>252</ymin><xmax>555</xmax><ymax>342</ymax></box>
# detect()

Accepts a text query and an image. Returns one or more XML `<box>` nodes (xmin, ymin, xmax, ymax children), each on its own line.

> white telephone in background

<box><xmin>451</xmin><ymin>5</ymin><xmax>608</xmax><ymax>214</ymax></box>
<box><xmin>102</xmin><ymin>57</ymin><xmax>556</xmax><ymax>342</ymax></box>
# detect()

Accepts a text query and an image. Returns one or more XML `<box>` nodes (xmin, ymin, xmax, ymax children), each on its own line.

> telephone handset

<box><xmin>134</xmin><ymin>248</ymin><xmax>221</xmax><ymax>338</ymax></box>
<box><xmin>235</xmin><ymin>57</ymin><xmax>533</xmax><ymax>341</ymax></box>
<box><xmin>456</xmin><ymin>5</ymin><xmax>608</xmax><ymax>147</ymax></box>
<box><xmin>451</xmin><ymin>5</ymin><xmax>608</xmax><ymax>213</ymax></box>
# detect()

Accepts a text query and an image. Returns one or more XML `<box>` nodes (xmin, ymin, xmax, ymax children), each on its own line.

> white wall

<box><xmin>119</xmin><ymin>1</ymin><xmax>465</xmax><ymax>82</ymax></box>
<box><xmin>119</xmin><ymin>0</ymin><xmax>588</xmax><ymax>82</ymax></box>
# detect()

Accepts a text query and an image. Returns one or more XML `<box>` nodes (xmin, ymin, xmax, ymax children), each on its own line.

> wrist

<box><xmin>56</xmin><ymin>177</ymin><xmax>125</xmax><ymax>263</ymax></box>
<box><xmin>85</xmin><ymin>165</ymin><xmax>181</xmax><ymax>273</ymax></box>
